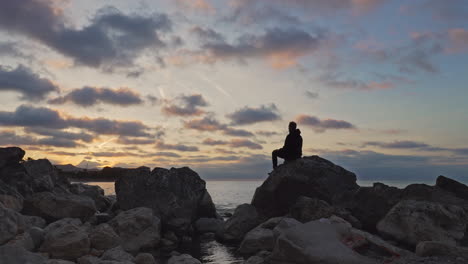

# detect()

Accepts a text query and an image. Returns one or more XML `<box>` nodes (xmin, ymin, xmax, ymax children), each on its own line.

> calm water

<box><xmin>86</xmin><ymin>179</ymin><xmax>436</xmax><ymax>264</ymax></box>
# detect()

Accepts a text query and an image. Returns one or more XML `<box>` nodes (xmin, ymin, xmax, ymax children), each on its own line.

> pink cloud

<box><xmin>447</xmin><ymin>28</ymin><xmax>468</xmax><ymax>53</ymax></box>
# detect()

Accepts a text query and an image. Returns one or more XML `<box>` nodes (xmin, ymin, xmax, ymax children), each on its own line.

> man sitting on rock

<box><xmin>272</xmin><ymin>121</ymin><xmax>303</xmax><ymax>169</ymax></box>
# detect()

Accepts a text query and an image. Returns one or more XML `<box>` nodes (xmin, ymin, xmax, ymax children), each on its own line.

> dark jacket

<box><xmin>282</xmin><ymin>129</ymin><xmax>302</xmax><ymax>160</ymax></box>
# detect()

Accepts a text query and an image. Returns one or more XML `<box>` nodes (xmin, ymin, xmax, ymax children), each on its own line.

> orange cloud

<box><xmin>447</xmin><ymin>28</ymin><xmax>468</xmax><ymax>53</ymax></box>
<box><xmin>176</xmin><ymin>0</ymin><xmax>215</xmax><ymax>13</ymax></box>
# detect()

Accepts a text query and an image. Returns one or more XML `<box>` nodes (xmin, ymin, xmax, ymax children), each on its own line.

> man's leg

<box><xmin>272</xmin><ymin>149</ymin><xmax>279</xmax><ymax>169</ymax></box>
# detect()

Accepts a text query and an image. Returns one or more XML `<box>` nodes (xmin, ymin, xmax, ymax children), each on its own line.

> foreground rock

<box><xmin>70</xmin><ymin>183</ymin><xmax>110</xmax><ymax>212</ymax></box>
<box><xmin>167</xmin><ymin>253</ymin><xmax>201</xmax><ymax>264</ymax></box>
<box><xmin>436</xmin><ymin>175</ymin><xmax>468</xmax><ymax>201</ymax></box>
<box><xmin>0</xmin><ymin>244</ymin><xmax>48</xmax><ymax>264</ymax></box>
<box><xmin>23</xmin><ymin>191</ymin><xmax>96</xmax><ymax>222</ymax></box>
<box><xmin>0</xmin><ymin>147</ymin><xmax>25</xmax><ymax>168</ymax></box>
<box><xmin>416</xmin><ymin>241</ymin><xmax>468</xmax><ymax>259</ymax></box>
<box><xmin>109</xmin><ymin>207</ymin><xmax>161</xmax><ymax>253</ymax></box>
<box><xmin>377</xmin><ymin>200</ymin><xmax>467</xmax><ymax>247</ymax></box>
<box><xmin>218</xmin><ymin>204</ymin><xmax>260</xmax><ymax>242</ymax></box>
<box><xmin>252</xmin><ymin>156</ymin><xmax>359</xmax><ymax>218</ymax></box>
<box><xmin>115</xmin><ymin>167</ymin><xmax>216</xmax><ymax>232</ymax></box>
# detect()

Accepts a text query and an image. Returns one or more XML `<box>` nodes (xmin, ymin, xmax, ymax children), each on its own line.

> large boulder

<box><xmin>0</xmin><ymin>147</ymin><xmax>25</xmax><ymax>168</ymax></box>
<box><xmin>238</xmin><ymin>223</ymin><xmax>275</xmax><ymax>256</ymax></box>
<box><xmin>23</xmin><ymin>191</ymin><xmax>96</xmax><ymax>222</ymax></box>
<box><xmin>89</xmin><ymin>223</ymin><xmax>121</xmax><ymax>250</ymax></box>
<box><xmin>251</xmin><ymin>156</ymin><xmax>359</xmax><ymax>218</ymax></box>
<box><xmin>377</xmin><ymin>200</ymin><xmax>467</xmax><ymax>247</ymax></box>
<box><xmin>101</xmin><ymin>246</ymin><xmax>135</xmax><ymax>262</ymax></box>
<box><xmin>0</xmin><ymin>244</ymin><xmax>48</xmax><ymax>264</ymax></box>
<box><xmin>115</xmin><ymin>167</ymin><xmax>216</xmax><ymax>232</ymax></box>
<box><xmin>288</xmin><ymin>196</ymin><xmax>334</xmax><ymax>222</ymax></box>
<box><xmin>268</xmin><ymin>220</ymin><xmax>375</xmax><ymax>264</ymax></box>
<box><xmin>0</xmin><ymin>204</ymin><xmax>20</xmax><ymax>245</ymax></box>
<box><xmin>218</xmin><ymin>204</ymin><xmax>260</xmax><ymax>242</ymax></box>
<box><xmin>167</xmin><ymin>254</ymin><xmax>201</xmax><ymax>264</ymax></box>
<box><xmin>416</xmin><ymin>241</ymin><xmax>468</xmax><ymax>258</ymax></box>
<box><xmin>345</xmin><ymin>183</ymin><xmax>402</xmax><ymax>232</ymax></box>
<box><xmin>109</xmin><ymin>207</ymin><xmax>161</xmax><ymax>253</ymax></box>
<box><xmin>23</xmin><ymin>159</ymin><xmax>57</xmax><ymax>192</ymax></box>
<box><xmin>436</xmin><ymin>176</ymin><xmax>468</xmax><ymax>201</ymax></box>
<box><xmin>39</xmin><ymin>218</ymin><xmax>90</xmax><ymax>260</ymax></box>
<box><xmin>70</xmin><ymin>183</ymin><xmax>110</xmax><ymax>212</ymax></box>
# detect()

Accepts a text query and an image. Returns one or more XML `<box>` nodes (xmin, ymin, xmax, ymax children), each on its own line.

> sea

<box><xmin>84</xmin><ymin>179</ymin><xmax>435</xmax><ymax>264</ymax></box>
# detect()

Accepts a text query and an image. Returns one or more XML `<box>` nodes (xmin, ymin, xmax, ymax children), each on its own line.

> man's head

<box><xmin>289</xmin><ymin>121</ymin><xmax>297</xmax><ymax>133</ymax></box>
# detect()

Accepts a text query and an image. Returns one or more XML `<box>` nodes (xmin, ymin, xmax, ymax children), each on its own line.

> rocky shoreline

<box><xmin>2</xmin><ymin>147</ymin><xmax>468</xmax><ymax>263</ymax></box>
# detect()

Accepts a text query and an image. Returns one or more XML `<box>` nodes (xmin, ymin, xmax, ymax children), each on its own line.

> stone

<box><xmin>219</xmin><ymin>204</ymin><xmax>260</xmax><ymax>242</ymax></box>
<box><xmin>252</xmin><ymin>156</ymin><xmax>359</xmax><ymax>218</ymax></box>
<box><xmin>0</xmin><ymin>194</ymin><xmax>23</xmax><ymax>211</ymax></box>
<box><xmin>23</xmin><ymin>191</ymin><xmax>96</xmax><ymax>222</ymax></box>
<box><xmin>268</xmin><ymin>220</ymin><xmax>375</xmax><ymax>264</ymax></box>
<box><xmin>244</xmin><ymin>251</ymin><xmax>271</xmax><ymax>264</ymax></box>
<box><xmin>167</xmin><ymin>253</ymin><xmax>201</xmax><ymax>264</ymax></box>
<box><xmin>377</xmin><ymin>200</ymin><xmax>467</xmax><ymax>247</ymax></box>
<box><xmin>29</xmin><ymin>226</ymin><xmax>45</xmax><ymax>249</ymax></box>
<box><xmin>238</xmin><ymin>226</ymin><xmax>275</xmax><ymax>256</ymax></box>
<box><xmin>115</xmin><ymin>167</ymin><xmax>216</xmax><ymax>233</ymax></box>
<box><xmin>0</xmin><ymin>147</ymin><xmax>25</xmax><ymax>168</ymax></box>
<box><xmin>5</xmin><ymin>231</ymin><xmax>35</xmax><ymax>251</ymax></box>
<box><xmin>47</xmin><ymin>260</ymin><xmax>77</xmax><ymax>264</ymax></box>
<box><xmin>135</xmin><ymin>253</ymin><xmax>157</xmax><ymax>264</ymax></box>
<box><xmin>23</xmin><ymin>215</ymin><xmax>47</xmax><ymax>229</ymax></box>
<box><xmin>23</xmin><ymin>159</ymin><xmax>57</xmax><ymax>193</ymax></box>
<box><xmin>194</xmin><ymin>217</ymin><xmax>223</xmax><ymax>234</ymax></box>
<box><xmin>39</xmin><ymin>218</ymin><xmax>90</xmax><ymax>260</ymax></box>
<box><xmin>70</xmin><ymin>183</ymin><xmax>110</xmax><ymax>212</ymax></box>
<box><xmin>77</xmin><ymin>255</ymin><xmax>100</xmax><ymax>264</ymax></box>
<box><xmin>0</xmin><ymin>204</ymin><xmax>19</xmax><ymax>244</ymax></box>
<box><xmin>289</xmin><ymin>196</ymin><xmax>334</xmax><ymax>222</ymax></box>
<box><xmin>416</xmin><ymin>241</ymin><xmax>468</xmax><ymax>258</ymax></box>
<box><xmin>109</xmin><ymin>207</ymin><xmax>161</xmax><ymax>253</ymax></box>
<box><xmin>89</xmin><ymin>223</ymin><xmax>120</xmax><ymax>250</ymax></box>
<box><xmin>101</xmin><ymin>246</ymin><xmax>135</xmax><ymax>262</ymax></box>
<box><xmin>0</xmin><ymin>244</ymin><xmax>48</xmax><ymax>264</ymax></box>
<box><xmin>436</xmin><ymin>176</ymin><xmax>468</xmax><ymax>201</ymax></box>
<box><xmin>272</xmin><ymin>217</ymin><xmax>301</xmax><ymax>238</ymax></box>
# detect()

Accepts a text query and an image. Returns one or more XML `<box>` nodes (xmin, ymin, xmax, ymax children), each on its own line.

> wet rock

<box><xmin>70</xmin><ymin>183</ymin><xmax>110</xmax><ymax>212</ymax></box>
<box><xmin>115</xmin><ymin>167</ymin><xmax>216</xmax><ymax>233</ymax></box>
<box><xmin>377</xmin><ymin>200</ymin><xmax>467</xmax><ymax>247</ymax></box>
<box><xmin>89</xmin><ymin>223</ymin><xmax>121</xmax><ymax>250</ymax></box>
<box><xmin>194</xmin><ymin>217</ymin><xmax>223</xmax><ymax>234</ymax></box>
<box><xmin>219</xmin><ymin>204</ymin><xmax>260</xmax><ymax>242</ymax></box>
<box><xmin>23</xmin><ymin>192</ymin><xmax>96</xmax><ymax>222</ymax></box>
<box><xmin>238</xmin><ymin>225</ymin><xmax>275</xmax><ymax>256</ymax></box>
<box><xmin>244</xmin><ymin>251</ymin><xmax>271</xmax><ymax>264</ymax></box>
<box><xmin>39</xmin><ymin>218</ymin><xmax>90</xmax><ymax>260</ymax></box>
<box><xmin>416</xmin><ymin>241</ymin><xmax>468</xmax><ymax>258</ymax></box>
<box><xmin>135</xmin><ymin>253</ymin><xmax>157</xmax><ymax>264</ymax></box>
<box><xmin>0</xmin><ymin>244</ymin><xmax>48</xmax><ymax>264</ymax></box>
<box><xmin>101</xmin><ymin>246</ymin><xmax>135</xmax><ymax>262</ymax></box>
<box><xmin>109</xmin><ymin>207</ymin><xmax>161</xmax><ymax>253</ymax></box>
<box><xmin>167</xmin><ymin>253</ymin><xmax>201</xmax><ymax>264</ymax></box>
<box><xmin>252</xmin><ymin>156</ymin><xmax>359</xmax><ymax>218</ymax></box>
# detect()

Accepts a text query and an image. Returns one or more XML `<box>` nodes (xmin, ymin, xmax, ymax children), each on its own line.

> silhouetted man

<box><xmin>272</xmin><ymin>121</ymin><xmax>302</xmax><ymax>169</ymax></box>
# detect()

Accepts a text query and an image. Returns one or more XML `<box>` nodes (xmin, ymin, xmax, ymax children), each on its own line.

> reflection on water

<box><xmin>199</xmin><ymin>239</ymin><xmax>244</xmax><ymax>264</ymax></box>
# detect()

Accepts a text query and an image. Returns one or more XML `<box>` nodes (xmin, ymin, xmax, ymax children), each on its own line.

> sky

<box><xmin>0</xmin><ymin>0</ymin><xmax>467</xmax><ymax>182</ymax></box>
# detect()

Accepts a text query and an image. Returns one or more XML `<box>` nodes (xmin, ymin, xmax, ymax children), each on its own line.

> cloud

<box><xmin>0</xmin><ymin>130</ymin><xmax>83</xmax><ymax>148</ymax></box>
<box><xmin>296</xmin><ymin>114</ymin><xmax>356</xmax><ymax>132</ymax></box>
<box><xmin>319</xmin><ymin>73</ymin><xmax>395</xmax><ymax>91</ymax></box>
<box><xmin>0</xmin><ymin>104</ymin><xmax>152</xmax><ymax>137</ymax></box>
<box><xmin>0</xmin><ymin>65</ymin><xmax>59</xmax><ymax>101</ymax></box>
<box><xmin>197</xmin><ymin>27</ymin><xmax>325</xmax><ymax>69</ymax></box>
<box><xmin>175</xmin><ymin>0</ymin><xmax>215</xmax><ymax>13</ymax></box>
<box><xmin>255</xmin><ymin>130</ymin><xmax>281</xmax><ymax>137</ymax></box>
<box><xmin>25</xmin><ymin>127</ymin><xmax>94</xmax><ymax>142</ymax></box>
<box><xmin>48</xmin><ymin>86</ymin><xmax>143</xmax><ymax>106</ymax></box>
<box><xmin>190</xmin><ymin>26</ymin><xmax>225</xmax><ymax>42</ymax></box>
<box><xmin>116</xmin><ymin>136</ymin><xmax>155</xmax><ymax>145</ymax></box>
<box><xmin>418</xmin><ymin>0</ymin><xmax>468</xmax><ymax>22</ymax></box>
<box><xmin>305</xmin><ymin>91</ymin><xmax>319</xmax><ymax>99</ymax></box>
<box><xmin>227</xmin><ymin>104</ymin><xmax>281</xmax><ymax>125</ymax></box>
<box><xmin>162</xmin><ymin>94</ymin><xmax>208</xmax><ymax>116</ymax></box>
<box><xmin>203</xmin><ymin>138</ymin><xmax>228</xmax><ymax>145</ymax></box>
<box><xmin>0</xmin><ymin>0</ymin><xmax>172</xmax><ymax>68</ymax></box>
<box><xmin>156</xmin><ymin>141</ymin><xmax>199</xmax><ymax>152</ymax></box>
<box><xmin>228</xmin><ymin>139</ymin><xmax>263</xmax><ymax>150</ymax></box>
<box><xmin>184</xmin><ymin>116</ymin><xmax>227</xmax><ymax>131</ymax></box>
<box><xmin>364</xmin><ymin>140</ymin><xmax>430</xmax><ymax>149</ymax></box>
<box><xmin>447</xmin><ymin>28</ymin><xmax>468</xmax><ymax>53</ymax></box>
<box><xmin>223</xmin><ymin>128</ymin><xmax>255</xmax><ymax>137</ymax></box>
<box><xmin>153</xmin><ymin>152</ymin><xmax>182</xmax><ymax>158</ymax></box>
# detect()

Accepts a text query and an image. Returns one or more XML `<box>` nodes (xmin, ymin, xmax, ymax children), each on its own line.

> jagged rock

<box><xmin>272</xmin><ymin>217</ymin><xmax>301</xmax><ymax>238</ymax></box>
<box><xmin>252</xmin><ymin>156</ymin><xmax>359</xmax><ymax>218</ymax></box>
<box><xmin>345</xmin><ymin>183</ymin><xmax>402</xmax><ymax>231</ymax></box>
<box><xmin>39</xmin><ymin>218</ymin><xmax>90</xmax><ymax>260</ymax></box>
<box><xmin>268</xmin><ymin>220</ymin><xmax>375</xmax><ymax>264</ymax></box>
<box><xmin>416</xmin><ymin>241</ymin><xmax>468</xmax><ymax>258</ymax></box>
<box><xmin>244</xmin><ymin>251</ymin><xmax>271</xmax><ymax>264</ymax></box>
<box><xmin>109</xmin><ymin>207</ymin><xmax>161</xmax><ymax>253</ymax></box>
<box><xmin>23</xmin><ymin>159</ymin><xmax>57</xmax><ymax>193</ymax></box>
<box><xmin>0</xmin><ymin>147</ymin><xmax>25</xmax><ymax>168</ymax></box>
<box><xmin>436</xmin><ymin>176</ymin><xmax>468</xmax><ymax>201</ymax></box>
<box><xmin>0</xmin><ymin>194</ymin><xmax>23</xmax><ymax>211</ymax></box>
<box><xmin>167</xmin><ymin>253</ymin><xmax>201</xmax><ymax>264</ymax></box>
<box><xmin>135</xmin><ymin>253</ymin><xmax>157</xmax><ymax>264</ymax></box>
<box><xmin>219</xmin><ymin>204</ymin><xmax>260</xmax><ymax>242</ymax></box>
<box><xmin>23</xmin><ymin>214</ymin><xmax>47</xmax><ymax>229</ymax></box>
<box><xmin>238</xmin><ymin>225</ymin><xmax>275</xmax><ymax>256</ymax></box>
<box><xmin>401</xmin><ymin>184</ymin><xmax>468</xmax><ymax>209</ymax></box>
<box><xmin>0</xmin><ymin>244</ymin><xmax>48</xmax><ymax>264</ymax></box>
<box><xmin>5</xmin><ymin>231</ymin><xmax>35</xmax><ymax>251</ymax></box>
<box><xmin>101</xmin><ymin>246</ymin><xmax>135</xmax><ymax>262</ymax></box>
<box><xmin>89</xmin><ymin>223</ymin><xmax>121</xmax><ymax>250</ymax></box>
<box><xmin>377</xmin><ymin>200</ymin><xmax>467</xmax><ymax>247</ymax></box>
<box><xmin>194</xmin><ymin>217</ymin><xmax>223</xmax><ymax>234</ymax></box>
<box><xmin>289</xmin><ymin>196</ymin><xmax>334</xmax><ymax>222</ymax></box>
<box><xmin>0</xmin><ymin>203</ymin><xmax>19</xmax><ymax>244</ymax></box>
<box><xmin>70</xmin><ymin>183</ymin><xmax>110</xmax><ymax>212</ymax></box>
<box><xmin>47</xmin><ymin>260</ymin><xmax>76</xmax><ymax>264</ymax></box>
<box><xmin>23</xmin><ymin>191</ymin><xmax>96</xmax><ymax>222</ymax></box>
<box><xmin>115</xmin><ymin>167</ymin><xmax>216</xmax><ymax>233</ymax></box>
